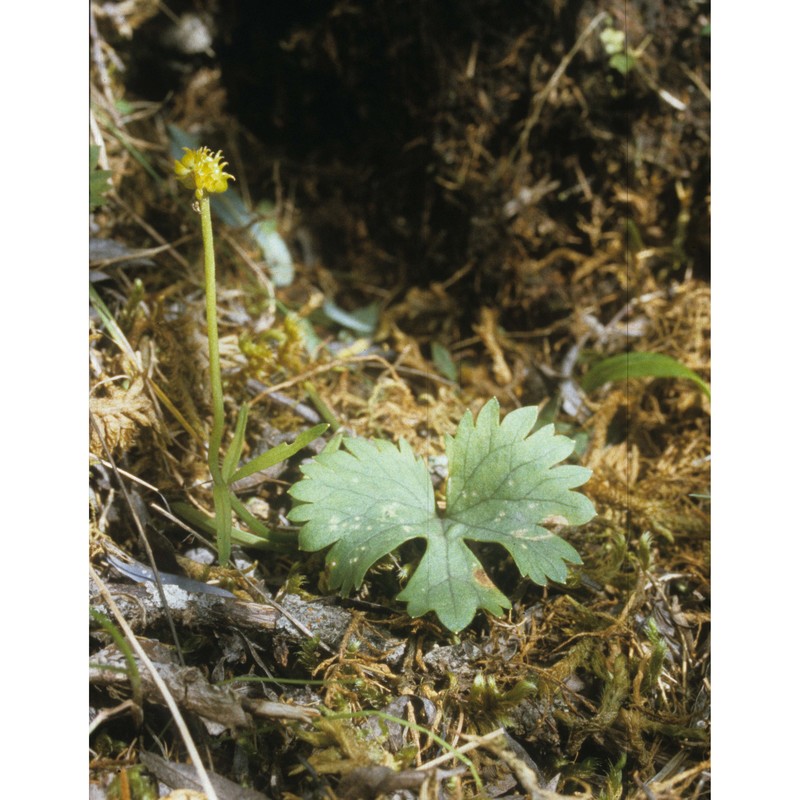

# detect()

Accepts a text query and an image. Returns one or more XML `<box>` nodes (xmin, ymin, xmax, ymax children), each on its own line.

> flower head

<box><xmin>174</xmin><ymin>146</ymin><xmax>235</xmax><ymax>199</ymax></box>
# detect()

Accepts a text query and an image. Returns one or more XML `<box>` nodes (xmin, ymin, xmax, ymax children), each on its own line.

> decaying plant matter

<box><xmin>90</xmin><ymin>1</ymin><xmax>710</xmax><ymax>797</ymax></box>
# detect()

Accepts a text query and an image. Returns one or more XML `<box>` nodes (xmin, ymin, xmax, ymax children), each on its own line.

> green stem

<box><xmin>199</xmin><ymin>194</ymin><xmax>225</xmax><ymax>475</ymax></box>
<box><xmin>199</xmin><ymin>192</ymin><xmax>232</xmax><ymax>563</ymax></box>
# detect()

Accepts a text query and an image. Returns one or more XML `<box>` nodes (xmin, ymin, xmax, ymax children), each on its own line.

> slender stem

<box><xmin>199</xmin><ymin>193</ymin><xmax>225</xmax><ymax>484</ymax></box>
<box><xmin>199</xmin><ymin>192</ymin><xmax>232</xmax><ymax>563</ymax></box>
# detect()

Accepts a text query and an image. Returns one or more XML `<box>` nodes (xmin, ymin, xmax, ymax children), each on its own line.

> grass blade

<box><xmin>581</xmin><ymin>352</ymin><xmax>710</xmax><ymax>398</ymax></box>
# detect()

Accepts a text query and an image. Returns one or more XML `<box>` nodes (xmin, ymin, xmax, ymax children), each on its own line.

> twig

<box><xmin>418</xmin><ymin>727</ymin><xmax>506</xmax><ymax>771</ymax></box>
<box><xmin>90</xmin><ymin>236</ymin><xmax>195</xmax><ymax>269</ymax></box>
<box><xmin>246</xmin><ymin>383</ymin><xmax>322</xmax><ymax>424</ymax></box>
<box><xmin>149</xmin><ymin>502</ymin><xmax>217</xmax><ymax>548</ymax></box>
<box><xmin>90</xmin><ymin>412</ymin><xmax>185</xmax><ymax>666</ymax></box>
<box><xmin>89</xmin><ymin>565</ymin><xmax>220</xmax><ymax>800</ymax></box>
<box><xmin>513</xmin><ymin>11</ymin><xmax>609</xmax><ymax>164</ymax></box>
<box><xmin>248</xmin><ymin>589</ymin><xmax>336</xmax><ymax>656</ymax></box>
<box><xmin>89</xmin><ymin>3</ymin><xmax>122</xmax><ymax>125</ymax></box>
<box><xmin>88</xmin><ymin>699</ymin><xmax>139</xmax><ymax>737</ymax></box>
<box><xmin>249</xmin><ymin>353</ymin><xmax>401</xmax><ymax>407</ymax></box>
<box><xmin>109</xmin><ymin>194</ymin><xmax>193</xmax><ymax>272</ymax></box>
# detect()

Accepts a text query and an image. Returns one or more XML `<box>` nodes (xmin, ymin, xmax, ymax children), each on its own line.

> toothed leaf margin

<box><xmin>288</xmin><ymin>398</ymin><xmax>595</xmax><ymax>632</ymax></box>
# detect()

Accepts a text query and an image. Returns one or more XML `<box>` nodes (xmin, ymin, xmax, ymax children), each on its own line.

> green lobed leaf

<box><xmin>395</xmin><ymin>523</ymin><xmax>512</xmax><ymax>632</ymax></box>
<box><xmin>289</xmin><ymin>437</ymin><xmax>436</xmax><ymax>594</ymax></box>
<box><xmin>444</xmin><ymin>400</ymin><xmax>594</xmax><ymax>584</ymax></box>
<box><xmin>398</xmin><ymin>399</ymin><xmax>595</xmax><ymax>630</ymax></box>
<box><xmin>288</xmin><ymin>398</ymin><xmax>596</xmax><ymax>632</ymax></box>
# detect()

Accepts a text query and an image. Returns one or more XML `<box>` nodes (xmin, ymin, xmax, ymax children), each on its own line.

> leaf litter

<box><xmin>90</xmin><ymin>1</ymin><xmax>710</xmax><ymax>797</ymax></box>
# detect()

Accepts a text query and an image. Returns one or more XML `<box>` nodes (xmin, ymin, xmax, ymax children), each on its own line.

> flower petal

<box><xmin>173</xmin><ymin>146</ymin><xmax>235</xmax><ymax>197</ymax></box>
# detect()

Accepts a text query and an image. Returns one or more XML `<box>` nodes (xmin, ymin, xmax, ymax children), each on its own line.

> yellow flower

<box><xmin>174</xmin><ymin>146</ymin><xmax>235</xmax><ymax>199</ymax></box>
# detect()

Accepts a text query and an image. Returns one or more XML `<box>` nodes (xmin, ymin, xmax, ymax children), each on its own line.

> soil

<box><xmin>90</xmin><ymin>1</ymin><xmax>710</xmax><ymax>797</ymax></box>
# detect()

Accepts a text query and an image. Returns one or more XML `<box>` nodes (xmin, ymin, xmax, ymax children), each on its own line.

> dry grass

<box><xmin>90</xmin><ymin>1</ymin><xmax>710</xmax><ymax>796</ymax></box>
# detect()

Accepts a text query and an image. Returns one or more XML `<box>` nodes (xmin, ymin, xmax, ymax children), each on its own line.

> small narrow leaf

<box><xmin>231</xmin><ymin>423</ymin><xmax>328</xmax><ymax>483</ymax></box>
<box><xmin>582</xmin><ymin>352</ymin><xmax>710</xmax><ymax>398</ymax></box>
<box><xmin>222</xmin><ymin>403</ymin><xmax>250</xmax><ymax>483</ymax></box>
<box><xmin>431</xmin><ymin>341</ymin><xmax>458</xmax><ymax>382</ymax></box>
<box><xmin>229</xmin><ymin>495</ymin><xmax>296</xmax><ymax>549</ymax></box>
<box><xmin>321</xmin><ymin>299</ymin><xmax>380</xmax><ymax>335</ymax></box>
